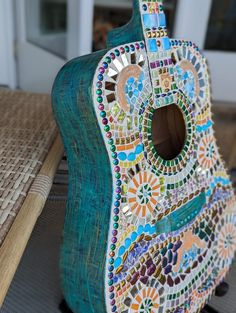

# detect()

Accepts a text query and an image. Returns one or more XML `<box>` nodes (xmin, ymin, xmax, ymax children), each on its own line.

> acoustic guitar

<box><xmin>52</xmin><ymin>1</ymin><xmax>236</xmax><ymax>312</ymax></box>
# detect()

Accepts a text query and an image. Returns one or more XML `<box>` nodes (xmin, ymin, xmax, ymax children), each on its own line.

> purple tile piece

<box><xmin>150</xmin><ymin>62</ymin><xmax>156</xmax><ymax>69</ymax></box>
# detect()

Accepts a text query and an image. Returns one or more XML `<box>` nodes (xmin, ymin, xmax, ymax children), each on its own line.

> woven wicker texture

<box><xmin>0</xmin><ymin>88</ymin><xmax>57</xmax><ymax>246</ymax></box>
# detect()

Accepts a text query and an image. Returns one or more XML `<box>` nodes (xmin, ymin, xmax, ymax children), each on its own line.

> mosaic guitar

<box><xmin>52</xmin><ymin>1</ymin><xmax>236</xmax><ymax>312</ymax></box>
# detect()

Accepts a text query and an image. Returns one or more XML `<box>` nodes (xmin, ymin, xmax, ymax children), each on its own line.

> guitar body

<box><xmin>52</xmin><ymin>1</ymin><xmax>236</xmax><ymax>313</ymax></box>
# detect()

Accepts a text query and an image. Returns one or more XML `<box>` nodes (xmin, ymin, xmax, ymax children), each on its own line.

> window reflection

<box><xmin>205</xmin><ymin>0</ymin><xmax>236</xmax><ymax>52</ymax></box>
<box><xmin>26</xmin><ymin>0</ymin><xmax>67</xmax><ymax>58</ymax></box>
<box><xmin>40</xmin><ymin>0</ymin><xmax>67</xmax><ymax>34</ymax></box>
<box><xmin>93</xmin><ymin>0</ymin><xmax>177</xmax><ymax>51</ymax></box>
<box><xmin>26</xmin><ymin>0</ymin><xmax>178</xmax><ymax>58</ymax></box>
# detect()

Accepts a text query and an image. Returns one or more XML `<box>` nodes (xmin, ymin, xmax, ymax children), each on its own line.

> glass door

<box><xmin>174</xmin><ymin>0</ymin><xmax>236</xmax><ymax>102</ymax></box>
<box><xmin>0</xmin><ymin>0</ymin><xmax>15</xmax><ymax>88</ymax></box>
<box><xmin>15</xmin><ymin>0</ymin><xmax>94</xmax><ymax>93</ymax></box>
<box><xmin>93</xmin><ymin>0</ymin><xmax>177</xmax><ymax>51</ymax></box>
<box><xmin>26</xmin><ymin>0</ymin><xmax>67</xmax><ymax>59</ymax></box>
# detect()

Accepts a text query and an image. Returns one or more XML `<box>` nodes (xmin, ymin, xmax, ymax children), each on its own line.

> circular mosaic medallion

<box><xmin>130</xmin><ymin>287</ymin><xmax>159</xmax><ymax>313</ymax></box>
<box><xmin>217</xmin><ymin>214</ymin><xmax>236</xmax><ymax>267</ymax></box>
<box><xmin>198</xmin><ymin>133</ymin><xmax>218</xmax><ymax>169</ymax></box>
<box><xmin>122</xmin><ymin>167</ymin><xmax>165</xmax><ymax>224</ymax></box>
<box><xmin>124</xmin><ymin>281</ymin><xmax>165</xmax><ymax>313</ymax></box>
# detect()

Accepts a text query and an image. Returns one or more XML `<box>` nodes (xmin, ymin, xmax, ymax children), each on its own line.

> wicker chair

<box><xmin>0</xmin><ymin>88</ymin><xmax>63</xmax><ymax>307</ymax></box>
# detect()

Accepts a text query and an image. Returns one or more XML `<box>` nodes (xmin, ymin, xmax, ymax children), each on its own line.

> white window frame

<box><xmin>14</xmin><ymin>0</ymin><xmax>94</xmax><ymax>93</ymax></box>
<box><xmin>174</xmin><ymin>0</ymin><xmax>236</xmax><ymax>102</ymax></box>
<box><xmin>0</xmin><ymin>0</ymin><xmax>16</xmax><ymax>89</ymax></box>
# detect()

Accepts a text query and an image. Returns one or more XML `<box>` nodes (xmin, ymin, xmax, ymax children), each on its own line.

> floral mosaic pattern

<box><xmin>124</xmin><ymin>170</ymin><xmax>163</xmax><ymax>224</ymax></box>
<box><xmin>125</xmin><ymin>72</ymin><xmax>145</xmax><ymax>111</ymax></box>
<box><xmin>129</xmin><ymin>286</ymin><xmax>159</xmax><ymax>313</ymax></box>
<box><xmin>92</xmin><ymin>1</ymin><xmax>236</xmax><ymax>312</ymax></box>
<box><xmin>198</xmin><ymin>134</ymin><xmax>218</xmax><ymax>169</ymax></box>
<box><xmin>217</xmin><ymin>215</ymin><xmax>236</xmax><ymax>266</ymax></box>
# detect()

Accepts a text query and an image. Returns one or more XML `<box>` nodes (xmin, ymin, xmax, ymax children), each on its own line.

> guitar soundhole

<box><xmin>151</xmin><ymin>104</ymin><xmax>186</xmax><ymax>160</ymax></box>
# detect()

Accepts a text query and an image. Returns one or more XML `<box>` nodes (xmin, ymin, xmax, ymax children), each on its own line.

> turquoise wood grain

<box><xmin>155</xmin><ymin>192</ymin><xmax>206</xmax><ymax>235</ymax></box>
<box><xmin>107</xmin><ymin>0</ymin><xmax>143</xmax><ymax>48</ymax></box>
<box><xmin>52</xmin><ymin>1</ymin><xmax>145</xmax><ymax>312</ymax></box>
<box><xmin>52</xmin><ymin>50</ymin><xmax>112</xmax><ymax>313</ymax></box>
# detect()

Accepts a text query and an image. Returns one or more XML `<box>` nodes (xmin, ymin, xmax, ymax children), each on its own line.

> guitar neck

<box><xmin>139</xmin><ymin>0</ymin><xmax>174</xmax><ymax>102</ymax></box>
<box><xmin>139</xmin><ymin>0</ymin><xmax>170</xmax><ymax>52</ymax></box>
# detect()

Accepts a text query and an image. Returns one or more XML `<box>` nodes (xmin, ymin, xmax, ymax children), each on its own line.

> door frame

<box><xmin>173</xmin><ymin>0</ymin><xmax>236</xmax><ymax>102</ymax></box>
<box><xmin>14</xmin><ymin>0</ymin><xmax>94</xmax><ymax>93</ymax></box>
<box><xmin>0</xmin><ymin>0</ymin><xmax>16</xmax><ymax>88</ymax></box>
<box><xmin>67</xmin><ymin>0</ymin><xmax>94</xmax><ymax>60</ymax></box>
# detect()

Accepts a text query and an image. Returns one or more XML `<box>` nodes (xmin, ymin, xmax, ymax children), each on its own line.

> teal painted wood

<box><xmin>107</xmin><ymin>0</ymin><xmax>143</xmax><ymax>48</ymax></box>
<box><xmin>155</xmin><ymin>192</ymin><xmax>206</xmax><ymax>235</ymax></box>
<box><xmin>52</xmin><ymin>2</ymin><xmax>145</xmax><ymax>312</ymax></box>
<box><xmin>52</xmin><ymin>51</ymin><xmax>111</xmax><ymax>313</ymax></box>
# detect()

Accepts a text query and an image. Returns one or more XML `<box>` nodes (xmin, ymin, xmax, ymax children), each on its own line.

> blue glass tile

<box><xmin>114</xmin><ymin>257</ymin><xmax>122</xmax><ymax>268</ymax></box>
<box><xmin>118</xmin><ymin>246</ymin><xmax>125</xmax><ymax>256</ymax></box>
<box><xmin>118</xmin><ymin>152</ymin><xmax>127</xmax><ymax>161</ymax></box>
<box><xmin>131</xmin><ymin>232</ymin><xmax>138</xmax><ymax>241</ymax></box>
<box><xmin>162</xmin><ymin>37</ymin><xmax>171</xmax><ymax>50</ymax></box>
<box><xmin>127</xmin><ymin>153</ymin><xmax>136</xmax><ymax>161</ymax></box>
<box><xmin>148</xmin><ymin>39</ymin><xmax>158</xmax><ymax>52</ymax></box>
<box><xmin>125</xmin><ymin>238</ymin><xmax>132</xmax><ymax>249</ymax></box>
<box><xmin>135</xmin><ymin>144</ymin><xmax>143</xmax><ymax>155</ymax></box>
<box><xmin>143</xmin><ymin>14</ymin><xmax>158</xmax><ymax>29</ymax></box>
<box><xmin>137</xmin><ymin>225</ymin><xmax>144</xmax><ymax>235</ymax></box>
<box><xmin>144</xmin><ymin>224</ymin><xmax>151</xmax><ymax>232</ymax></box>
<box><xmin>158</xmin><ymin>13</ymin><xmax>166</xmax><ymax>27</ymax></box>
<box><xmin>199</xmin><ymin>79</ymin><xmax>205</xmax><ymax>87</ymax></box>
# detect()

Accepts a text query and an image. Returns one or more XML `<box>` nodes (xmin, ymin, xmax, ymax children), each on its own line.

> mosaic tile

<box><xmin>56</xmin><ymin>0</ymin><xmax>236</xmax><ymax>312</ymax></box>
